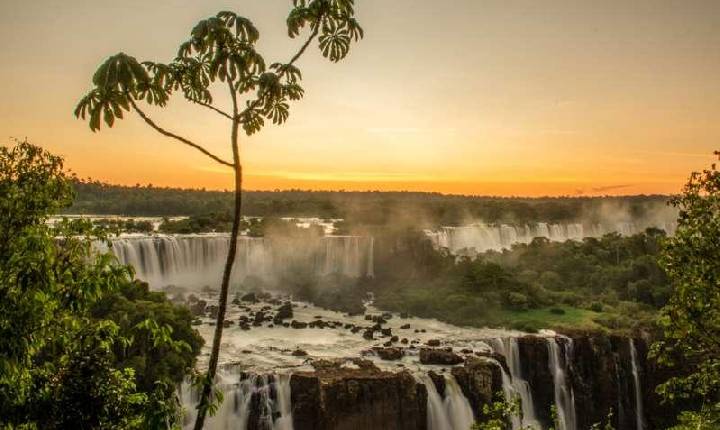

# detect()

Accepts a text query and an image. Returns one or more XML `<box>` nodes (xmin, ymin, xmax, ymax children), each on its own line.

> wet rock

<box><xmin>292</xmin><ymin>349</ymin><xmax>309</xmax><ymax>357</ymax></box>
<box><xmin>241</xmin><ymin>292</ymin><xmax>257</xmax><ymax>303</ymax></box>
<box><xmin>364</xmin><ymin>314</ymin><xmax>373</xmax><ymax>321</ymax></box>
<box><xmin>400</xmin><ymin>338</ymin><xmax>409</xmax><ymax>344</ymax></box>
<box><xmin>254</xmin><ymin>311</ymin><xmax>265</xmax><ymax>324</ymax></box>
<box><xmin>426</xmin><ymin>339</ymin><xmax>441</xmax><ymax>347</ymax></box>
<box><xmin>391</xmin><ymin>336</ymin><xmax>399</xmax><ymax>342</ymax></box>
<box><xmin>290</xmin><ymin>359</ymin><xmax>427</xmax><ymax>430</ymax></box>
<box><xmin>427</xmin><ymin>371</ymin><xmax>446</xmax><ymax>397</ymax></box>
<box><xmin>282</xmin><ymin>322</ymin><xmax>290</xmax><ymax>328</ymax></box>
<box><xmin>452</xmin><ymin>357</ymin><xmax>503</xmax><ymax>416</ymax></box>
<box><xmin>373</xmin><ymin>347</ymin><xmax>403</xmax><ymax>361</ymax></box>
<box><xmin>400</xmin><ymin>324</ymin><xmax>410</xmax><ymax>330</ymax></box>
<box><xmin>381</xmin><ymin>328</ymin><xmax>392</xmax><ymax>337</ymax></box>
<box><xmin>362</xmin><ymin>329</ymin><xmax>375</xmax><ymax>340</ymax></box>
<box><xmin>309</xmin><ymin>320</ymin><xmax>326</xmax><ymax>329</ymax></box>
<box><xmin>239</xmin><ymin>323</ymin><xmax>251</xmax><ymax>331</ymax></box>
<box><xmin>291</xmin><ymin>320</ymin><xmax>308</xmax><ymax>329</ymax></box>
<box><xmin>189</xmin><ymin>300</ymin><xmax>207</xmax><ymax>317</ymax></box>
<box><xmin>419</xmin><ymin>348</ymin><xmax>463</xmax><ymax>365</ymax></box>
<box><xmin>223</xmin><ymin>320</ymin><xmax>233</xmax><ymax>328</ymax></box>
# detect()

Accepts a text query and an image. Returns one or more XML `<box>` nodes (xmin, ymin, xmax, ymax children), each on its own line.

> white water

<box><xmin>107</xmin><ymin>234</ymin><xmax>374</xmax><ymax>288</ymax></box>
<box><xmin>426</xmin><ymin>221</ymin><xmax>676</xmax><ymax>255</ymax></box>
<box><xmin>629</xmin><ymin>340</ymin><xmax>645</xmax><ymax>430</ymax></box>
<box><xmin>490</xmin><ymin>338</ymin><xmax>541</xmax><ymax>429</ymax></box>
<box><xmin>547</xmin><ymin>338</ymin><xmax>577</xmax><ymax>430</ymax></box>
<box><xmin>418</xmin><ymin>374</ymin><xmax>474</xmax><ymax>430</ymax></box>
<box><xmin>182</xmin><ymin>371</ymin><xmax>294</xmax><ymax>430</ymax></box>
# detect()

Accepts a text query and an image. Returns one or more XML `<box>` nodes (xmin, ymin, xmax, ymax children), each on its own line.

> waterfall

<box><xmin>491</xmin><ymin>338</ymin><xmax>541</xmax><ymax>429</ymax></box>
<box><xmin>547</xmin><ymin>337</ymin><xmax>577</xmax><ymax>430</ymax></box>
<box><xmin>629</xmin><ymin>340</ymin><xmax>645</xmax><ymax>430</ymax></box>
<box><xmin>443</xmin><ymin>375</ymin><xmax>475</xmax><ymax>430</ymax></box>
<box><xmin>182</xmin><ymin>373</ymin><xmax>294</xmax><ymax>430</ymax></box>
<box><xmin>426</xmin><ymin>220</ymin><xmax>676</xmax><ymax>255</ymax></box>
<box><xmin>418</xmin><ymin>373</ymin><xmax>474</xmax><ymax>430</ymax></box>
<box><xmin>109</xmin><ymin>234</ymin><xmax>374</xmax><ymax>288</ymax></box>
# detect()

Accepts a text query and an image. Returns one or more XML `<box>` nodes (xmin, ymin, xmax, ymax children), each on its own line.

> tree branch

<box><xmin>188</xmin><ymin>98</ymin><xmax>234</xmax><ymax>120</ymax></box>
<box><xmin>128</xmin><ymin>98</ymin><xmax>234</xmax><ymax>167</ymax></box>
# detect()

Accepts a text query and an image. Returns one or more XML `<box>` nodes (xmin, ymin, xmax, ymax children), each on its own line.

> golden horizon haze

<box><xmin>1</xmin><ymin>0</ymin><xmax>719</xmax><ymax>197</ymax></box>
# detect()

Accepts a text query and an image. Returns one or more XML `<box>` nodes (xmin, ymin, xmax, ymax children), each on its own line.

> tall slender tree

<box><xmin>75</xmin><ymin>1</ymin><xmax>362</xmax><ymax>428</ymax></box>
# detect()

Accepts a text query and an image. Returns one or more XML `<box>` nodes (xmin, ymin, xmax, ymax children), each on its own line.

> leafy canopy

<box><xmin>75</xmin><ymin>0</ymin><xmax>363</xmax><ymax>136</ymax></box>
<box><xmin>0</xmin><ymin>140</ymin><xmax>201</xmax><ymax>429</ymax></box>
<box><xmin>651</xmin><ymin>151</ymin><xmax>720</xmax><ymax>425</ymax></box>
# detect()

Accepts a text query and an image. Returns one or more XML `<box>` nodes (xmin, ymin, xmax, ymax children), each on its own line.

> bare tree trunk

<box><xmin>193</xmin><ymin>115</ymin><xmax>242</xmax><ymax>430</ymax></box>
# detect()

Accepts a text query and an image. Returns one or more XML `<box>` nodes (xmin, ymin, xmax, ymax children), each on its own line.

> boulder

<box><xmin>291</xmin><ymin>320</ymin><xmax>308</xmax><ymax>329</ymax></box>
<box><xmin>189</xmin><ymin>300</ymin><xmax>207</xmax><ymax>317</ymax></box>
<box><xmin>373</xmin><ymin>347</ymin><xmax>403</xmax><ymax>361</ymax></box>
<box><xmin>419</xmin><ymin>348</ymin><xmax>463</xmax><ymax>365</ymax></box>
<box><xmin>241</xmin><ymin>292</ymin><xmax>257</xmax><ymax>302</ymax></box>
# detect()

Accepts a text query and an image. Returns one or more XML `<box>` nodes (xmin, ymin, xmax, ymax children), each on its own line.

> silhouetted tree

<box><xmin>75</xmin><ymin>1</ymin><xmax>363</xmax><ymax>427</ymax></box>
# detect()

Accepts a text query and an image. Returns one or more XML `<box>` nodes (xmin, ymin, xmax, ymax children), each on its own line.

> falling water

<box><xmin>417</xmin><ymin>373</ymin><xmax>475</xmax><ymax>430</ymax></box>
<box><xmin>491</xmin><ymin>338</ymin><xmax>541</xmax><ymax>429</ymax></box>
<box><xmin>419</xmin><ymin>373</ymin><xmax>452</xmax><ymax>430</ymax></box>
<box><xmin>181</xmin><ymin>373</ymin><xmax>294</xmax><ymax>430</ymax></box>
<box><xmin>443</xmin><ymin>374</ymin><xmax>475</xmax><ymax>430</ymax></box>
<box><xmin>629</xmin><ymin>340</ymin><xmax>645</xmax><ymax>430</ymax></box>
<box><xmin>547</xmin><ymin>338</ymin><xmax>577</xmax><ymax>430</ymax></box>
<box><xmin>425</xmin><ymin>220</ymin><xmax>676</xmax><ymax>255</ymax></box>
<box><xmin>109</xmin><ymin>234</ymin><xmax>374</xmax><ymax>288</ymax></box>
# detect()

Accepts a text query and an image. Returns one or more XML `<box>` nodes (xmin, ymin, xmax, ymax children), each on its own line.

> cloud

<box><xmin>575</xmin><ymin>184</ymin><xmax>633</xmax><ymax>195</ymax></box>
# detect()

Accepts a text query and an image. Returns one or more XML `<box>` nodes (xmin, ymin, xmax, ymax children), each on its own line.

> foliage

<box><xmin>0</xmin><ymin>141</ymin><xmax>200</xmax><ymax>429</ymax></box>
<box><xmin>472</xmin><ymin>394</ymin><xmax>531</xmax><ymax>430</ymax></box>
<box><xmin>651</xmin><ymin>151</ymin><xmax>720</xmax><ymax>425</ymax></box>
<box><xmin>372</xmin><ymin>227</ymin><xmax>669</xmax><ymax>332</ymax></box>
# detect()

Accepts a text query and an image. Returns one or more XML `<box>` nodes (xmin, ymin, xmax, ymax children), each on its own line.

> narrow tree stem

<box><xmin>192</xmin><ymin>80</ymin><xmax>243</xmax><ymax>430</ymax></box>
<box><xmin>129</xmin><ymin>98</ymin><xmax>233</xmax><ymax>167</ymax></box>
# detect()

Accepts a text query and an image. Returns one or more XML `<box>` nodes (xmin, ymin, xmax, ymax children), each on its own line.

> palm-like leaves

<box><xmin>76</xmin><ymin>4</ymin><xmax>361</xmax><ymax>136</ymax></box>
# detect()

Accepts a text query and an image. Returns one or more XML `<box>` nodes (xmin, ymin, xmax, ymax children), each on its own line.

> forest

<box><xmin>68</xmin><ymin>179</ymin><xmax>671</xmax><ymax>227</ymax></box>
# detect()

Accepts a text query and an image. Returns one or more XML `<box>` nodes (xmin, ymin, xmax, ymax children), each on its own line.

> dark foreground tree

<box><xmin>0</xmin><ymin>140</ymin><xmax>201</xmax><ymax>429</ymax></box>
<box><xmin>75</xmin><ymin>1</ymin><xmax>362</xmax><ymax>427</ymax></box>
<box><xmin>652</xmin><ymin>151</ymin><xmax>720</xmax><ymax>427</ymax></box>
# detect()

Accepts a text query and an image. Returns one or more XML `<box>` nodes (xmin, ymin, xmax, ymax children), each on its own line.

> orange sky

<box><xmin>1</xmin><ymin>0</ymin><xmax>719</xmax><ymax>197</ymax></box>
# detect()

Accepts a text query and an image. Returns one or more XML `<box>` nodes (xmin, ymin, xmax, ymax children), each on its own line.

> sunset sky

<box><xmin>1</xmin><ymin>0</ymin><xmax>719</xmax><ymax>196</ymax></box>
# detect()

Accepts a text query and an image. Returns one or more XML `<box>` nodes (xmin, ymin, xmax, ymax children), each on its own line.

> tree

<box><xmin>74</xmin><ymin>2</ymin><xmax>363</xmax><ymax>427</ymax></box>
<box><xmin>652</xmin><ymin>151</ymin><xmax>720</xmax><ymax>426</ymax></box>
<box><xmin>0</xmin><ymin>140</ymin><xmax>200</xmax><ymax>428</ymax></box>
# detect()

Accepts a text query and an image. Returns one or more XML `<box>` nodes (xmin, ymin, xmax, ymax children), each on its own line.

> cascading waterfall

<box><xmin>109</xmin><ymin>234</ymin><xmax>374</xmax><ymax>288</ymax></box>
<box><xmin>443</xmin><ymin>375</ymin><xmax>475</xmax><ymax>430</ymax></box>
<box><xmin>491</xmin><ymin>338</ymin><xmax>541</xmax><ymax>429</ymax></box>
<box><xmin>547</xmin><ymin>337</ymin><xmax>577</xmax><ymax>430</ymax></box>
<box><xmin>182</xmin><ymin>373</ymin><xmax>294</xmax><ymax>430</ymax></box>
<box><xmin>629</xmin><ymin>340</ymin><xmax>645</xmax><ymax>430</ymax></box>
<box><xmin>418</xmin><ymin>373</ymin><xmax>475</xmax><ymax>430</ymax></box>
<box><xmin>426</xmin><ymin>220</ymin><xmax>676</xmax><ymax>255</ymax></box>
